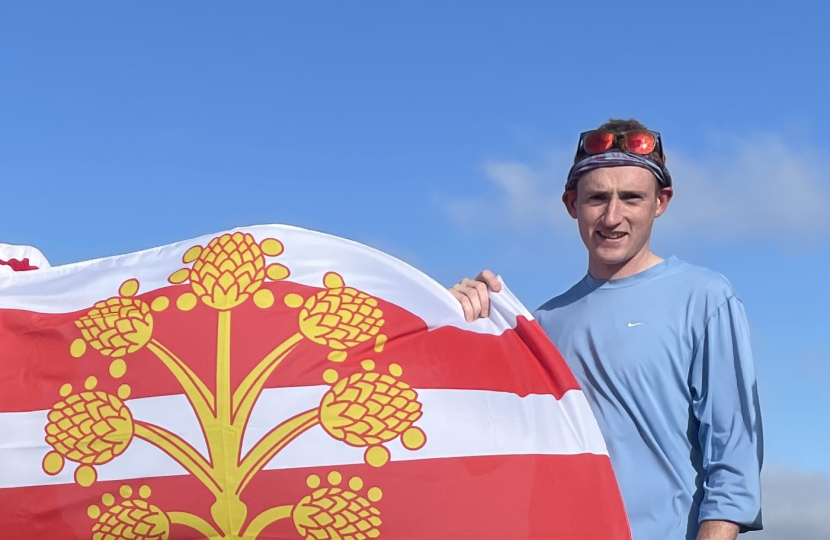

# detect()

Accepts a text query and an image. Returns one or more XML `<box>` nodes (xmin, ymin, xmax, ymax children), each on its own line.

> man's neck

<box><xmin>588</xmin><ymin>249</ymin><xmax>664</xmax><ymax>281</ymax></box>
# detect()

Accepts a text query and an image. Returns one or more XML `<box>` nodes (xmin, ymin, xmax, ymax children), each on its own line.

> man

<box><xmin>0</xmin><ymin>242</ymin><xmax>50</xmax><ymax>273</ymax></box>
<box><xmin>450</xmin><ymin>119</ymin><xmax>763</xmax><ymax>540</ymax></box>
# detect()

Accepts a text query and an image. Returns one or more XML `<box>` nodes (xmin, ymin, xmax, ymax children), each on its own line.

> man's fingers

<box><xmin>460</xmin><ymin>278</ymin><xmax>489</xmax><ymax>317</ymax></box>
<box><xmin>462</xmin><ymin>286</ymin><xmax>483</xmax><ymax>320</ymax></box>
<box><xmin>476</xmin><ymin>269</ymin><xmax>502</xmax><ymax>292</ymax></box>
<box><xmin>449</xmin><ymin>287</ymin><xmax>476</xmax><ymax>322</ymax></box>
<box><xmin>474</xmin><ymin>280</ymin><xmax>490</xmax><ymax>317</ymax></box>
<box><xmin>450</xmin><ymin>270</ymin><xmax>502</xmax><ymax>322</ymax></box>
<box><xmin>453</xmin><ymin>281</ymin><xmax>483</xmax><ymax>320</ymax></box>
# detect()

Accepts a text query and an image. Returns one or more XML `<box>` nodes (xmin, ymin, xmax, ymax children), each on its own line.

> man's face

<box><xmin>562</xmin><ymin>166</ymin><xmax>673</xmax><ymax>270</ymax></box>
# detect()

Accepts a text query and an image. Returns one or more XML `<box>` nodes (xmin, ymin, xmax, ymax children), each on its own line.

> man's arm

<box><xmin>697</xmin><ymin>520</ymin><xmax>739</xmax><ymax>540</ymax></box>
<box><xmin>690</xmin><ymin>295</ymin><xmax>764</xmax><ymax>534</ymax></box>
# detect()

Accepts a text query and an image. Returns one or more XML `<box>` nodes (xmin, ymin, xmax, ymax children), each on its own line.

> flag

<box><xmin>0</xmin><ymin>242</ymin><xmax>50</xmax><ymax>272</ymax></box>
<box><xmin>0</xmin><ymin>225</ymin><xmax>631</xmax><ymax>539</ymax></box>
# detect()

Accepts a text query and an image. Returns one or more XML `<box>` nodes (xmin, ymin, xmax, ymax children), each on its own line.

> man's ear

<box><xmin>654</xmin><ymin>186</ymin><xmax>673</xmax><ymax>218</ymax></box>
<box><xmin>562</xmin><ymin>189</ymin><xmax>578</xmax><ymax>219</ymax></box>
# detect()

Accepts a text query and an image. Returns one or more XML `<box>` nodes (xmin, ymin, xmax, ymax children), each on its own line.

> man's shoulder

<box><xmin>534</xmin><ymin>279</ymin><xmax>589</xmax><ymax>315</ymax></box>
<box><xmin>671</xmin><ymin>259</ymin><xmax>739</xmax><ymax>303</ymax></box>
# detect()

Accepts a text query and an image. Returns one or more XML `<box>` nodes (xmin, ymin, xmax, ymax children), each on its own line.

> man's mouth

<box><xmin>596</xmin><ymin>231</ymin><xmax>627</xmax><ymax>240</ymax></box>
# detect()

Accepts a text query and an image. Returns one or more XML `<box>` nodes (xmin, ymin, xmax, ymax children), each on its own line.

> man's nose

<box><xmin>602</xmin><ymin>196</ymin><xmax>623</xmax><ymax>226</ymax></box>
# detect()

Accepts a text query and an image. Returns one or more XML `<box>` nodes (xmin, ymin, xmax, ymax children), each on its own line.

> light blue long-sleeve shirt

<box><xmin>533</xmin><ymin>256</ymin><xmax>763</xmax><ymax>540</ymax></box>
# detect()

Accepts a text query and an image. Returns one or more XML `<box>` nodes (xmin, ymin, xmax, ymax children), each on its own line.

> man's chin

<box><xmin>590</xmin><ymin>248</ymin><xmax>634</xmax><ymax>269</ymax></box>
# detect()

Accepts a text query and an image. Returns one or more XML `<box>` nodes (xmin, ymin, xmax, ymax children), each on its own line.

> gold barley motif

<box><xmin>49</xmin><ymin>232</ymin><xmax>427</xmax><ymax>540</ymax></box>
<box><xmin>292</xmin><ymin>474</ymin><xmax>382</xmax><ymax>540</ymax></box>
<box><xmin>75</xmin><ymin>287</ymin><xmax>153</xmax><ymax>358</ymax></box>
<box><xmin>91</xmin><ymin>498</ymin><xmax>170</xmax><ymax>540</ymax></box>
<box><xmin>45</xmin><ymin>390</ymin><xmax>134</xmax><ymax>465</ymax></box>
<box><xmin>298</xmin><ymin>275</ymin><xmax>385</xmax><ymax>350</ymax></box>
<box><xmin>319</xmin><ymin>371</ymin><xmax>422</xmax><ymax>447</ymax></box>
<box><xmin>169</xmin><ymin>232</ymin><xmax>288</xmax><ymax>311</ymax></box>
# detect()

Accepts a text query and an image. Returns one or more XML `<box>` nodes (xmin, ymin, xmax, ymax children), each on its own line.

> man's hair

<box><xmin>598</xmin><ymin>118</ymin><xmax>648</xmax><ymax>133</ymax></box>
<box><xmin>599</xmin><ymin>117</ymin><xmax>666</xmax><ymax>166</ymax></box>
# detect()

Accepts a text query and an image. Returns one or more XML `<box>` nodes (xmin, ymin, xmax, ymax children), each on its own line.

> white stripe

<box><xmin>0</xmin><ymin>387</ymin><xmax>606</xmax><ymax>489</ymax></box>
<box><xmin>0</xmin><ymin>224</ymin><xmax>528</xmax><ymax>335</ymax></box>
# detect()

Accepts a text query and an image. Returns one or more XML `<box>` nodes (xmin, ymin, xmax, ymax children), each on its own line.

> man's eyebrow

<box><xmin>583</xmin><ymin>188</ymin><xmax>611</xmax><ymax>195</ymax></box>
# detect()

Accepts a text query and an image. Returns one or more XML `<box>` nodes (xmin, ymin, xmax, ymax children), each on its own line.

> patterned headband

<box><xmin>565</xmin><ymin>151</ymin><xmax>672</xmax><ymax>190</ymax></box>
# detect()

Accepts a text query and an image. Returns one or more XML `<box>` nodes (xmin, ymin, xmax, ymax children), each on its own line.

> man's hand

<box><xmin>696</xmin><ymin>520</ymin><xmax>739</xmax><ymax>540</ymax></box>
<box><xmin>449</xmin><ymin>270</ymin><xmax>502</xmax><ymax>322</ymax></box>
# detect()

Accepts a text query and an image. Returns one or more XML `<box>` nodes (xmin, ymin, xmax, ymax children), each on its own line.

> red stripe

<box><xmin>0</xmin><ymin>281</ymin><xmax>579</xmax><ymax>413</ymax></box>
<box><xmin>0</xmin><ymin>454</ymin><xmax>630</xmax><ymax>540</ymax></box>
<box><xmin>0</xmin><ymin>258</ymin><xmax>38</xmax><ymax>271</ymax></box>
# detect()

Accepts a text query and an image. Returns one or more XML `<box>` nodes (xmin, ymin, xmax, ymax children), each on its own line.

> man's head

<box><xmin>562</xmin><ymin>119</ymin><xmax>673</xmax><ymax>277</ymax></box>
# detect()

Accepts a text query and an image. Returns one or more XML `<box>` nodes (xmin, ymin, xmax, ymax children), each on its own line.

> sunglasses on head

<box><xmin>576</xmin><ymin>129</ymin><xmax>665</xmax><ymax>161</ymax></box>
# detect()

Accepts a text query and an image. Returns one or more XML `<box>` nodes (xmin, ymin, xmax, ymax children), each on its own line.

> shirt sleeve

<box><xmin>690</xmin><ymin>295</ymin><xmax>764</xmax><ymax>531</ymax></box>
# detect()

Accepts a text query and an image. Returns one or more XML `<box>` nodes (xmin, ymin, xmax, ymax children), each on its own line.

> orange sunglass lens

<box><xmin>625</xmin><ymin>131</ymin><xmax>656</xmax><ymax>154</ymax></box>
<box><xmin>583</xmin><ymin>131</ymin><xmax>614</xmax><ymax>154</ymax></box>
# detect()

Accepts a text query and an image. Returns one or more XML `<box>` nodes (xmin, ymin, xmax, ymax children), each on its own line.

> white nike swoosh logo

<box><xmin>627</xmin><ymin>322</ymin><xmax>644</xmax><ymax>327</ymax></box>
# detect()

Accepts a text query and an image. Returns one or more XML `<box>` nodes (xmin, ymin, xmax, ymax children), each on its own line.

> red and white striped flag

<box><xmin>0</xmin><ymin>225</ymin><xmax>630</xmax><ymax>540</ymax></box>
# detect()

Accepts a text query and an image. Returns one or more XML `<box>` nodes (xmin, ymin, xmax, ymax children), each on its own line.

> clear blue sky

<box><xmin>2</xmin><ymin>1</ymin><xmax>829</xmax><ymax>478</ymax></box>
